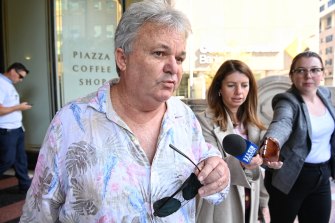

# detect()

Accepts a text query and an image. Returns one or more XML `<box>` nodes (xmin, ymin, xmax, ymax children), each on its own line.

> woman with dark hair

<box><xmin>196</xmin><ymin>60</ymin><xmax>270</xmax><ymax>223</ymax></box>
<box><xmin>262</xmin><ymin>51</ymin><xmax>335</xmax><ymax>223</ymax></box>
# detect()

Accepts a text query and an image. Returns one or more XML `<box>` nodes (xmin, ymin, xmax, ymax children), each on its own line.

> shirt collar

<box><xmin>85</xmin><ymin>79</ymin><xmax>114</xmax><ymax>114</ymax></box>
<box><xmin>0</xmin><ymin>73</ymin><xmax>13</xmax><ymax>84</ymax></box>
<box><xmin>87</xmin><ymin>77</ymin><xmax>184</xmax><ymax>126</ymax></box>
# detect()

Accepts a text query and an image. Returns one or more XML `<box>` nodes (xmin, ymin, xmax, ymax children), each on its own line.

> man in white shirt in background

<box><xmin>0</xmin><ymin>62</ymin><xmax>32</xmax><ymax>193</ymax></box>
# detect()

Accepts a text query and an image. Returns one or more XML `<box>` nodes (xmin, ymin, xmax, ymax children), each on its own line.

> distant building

<box><xmin>319</xmin><ymin>0</ymin><xmax>335</xmax><ymax>86</ymax></box>
<box><xmin>172</xmin><ymin>0</ymin><xmax>320</xmax><ymax>98</ymax></box>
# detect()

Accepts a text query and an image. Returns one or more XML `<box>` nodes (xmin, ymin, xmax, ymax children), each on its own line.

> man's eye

<box><xmin>154</xmin><ymin>52</ymin><xmax>164</xmax><ymax>57</ymax></box>
<box><xmin>176</xmin><ymin>57</ymin><xmax>185</xmax><ymax>64</ymax></box>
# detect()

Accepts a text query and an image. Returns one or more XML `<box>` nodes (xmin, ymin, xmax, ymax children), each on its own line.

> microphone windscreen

<box><xmin>222</xmin><ymin>134</ymin><xmax>247</xmax><ymax>156</ymax></box>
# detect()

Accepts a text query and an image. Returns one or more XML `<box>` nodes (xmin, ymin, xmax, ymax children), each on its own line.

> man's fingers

<box><xmin>197</xmin><ymin>157</ymin><xmax>229</xmax><ymax>197</ymax></box>
<box><xmin>198</xmin><ymin>172</ymin><xmax>229</xmax><ymax>196</ymax></box>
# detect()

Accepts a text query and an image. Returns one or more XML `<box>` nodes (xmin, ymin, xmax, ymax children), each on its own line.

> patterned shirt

<box><xmin>20</xmin><ymin>79</ymin><xmax>229</xmax><ymax>223</ymax></box>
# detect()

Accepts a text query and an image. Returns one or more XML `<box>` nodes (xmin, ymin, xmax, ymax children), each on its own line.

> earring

<box><xmin>218</xmin><ymin>91</ymin><xmax>221</xmax><ymax>96</ymax></box>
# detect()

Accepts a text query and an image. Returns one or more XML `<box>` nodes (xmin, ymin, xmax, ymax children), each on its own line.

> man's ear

<box><xmin>115</xmin><ymin>48</ymin><xmax>127</xmax><ymax>71</ymax></box>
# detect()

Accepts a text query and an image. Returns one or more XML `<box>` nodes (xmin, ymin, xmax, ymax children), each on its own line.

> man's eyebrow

<box><xmin>156</xmin><ymin>43</ymin><xmax>170</xmax><ymax>50</ymax></box>
<box><xmin>154</xmin><ymin>43</ymin><xmax>187</xmax><ymax>57</ymax></box>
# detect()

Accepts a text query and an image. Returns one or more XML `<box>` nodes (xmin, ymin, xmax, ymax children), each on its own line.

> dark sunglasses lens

<box><xmin>153</xmin><ymin>197</ymin><xmax>181</xmax><ymax>217</ymax></box>
<box><xmin>182</xmin><ymin>173</ymin><xmax>203</xmax><ymax>200</ymax></box>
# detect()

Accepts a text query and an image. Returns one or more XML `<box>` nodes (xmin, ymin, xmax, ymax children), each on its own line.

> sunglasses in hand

<box><xmin>153</xmin><ymin>144</ymin><xmax>203</xmax><ymax>217</ymax></box>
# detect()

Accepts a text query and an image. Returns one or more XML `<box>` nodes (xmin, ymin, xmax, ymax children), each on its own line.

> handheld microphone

<box><xmin>222</xmin><ymin>134</ymin><xmax>259</xmax><ymax>164</ymax></box>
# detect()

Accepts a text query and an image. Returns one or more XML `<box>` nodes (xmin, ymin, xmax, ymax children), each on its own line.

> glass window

<box><xmin>327</xmin><ymin>16</ymin><xmax>332</xmax><ymax>28</ymax></box>
<box><xmin>54</xmin><ymin>0</ymin><xmax>122</xmax><ymax>106</ymax></box>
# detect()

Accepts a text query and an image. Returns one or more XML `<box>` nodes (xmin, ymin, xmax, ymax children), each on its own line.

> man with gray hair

<box><xmin>21</xmin><ymin>1</ymin><xmax>230</xmax><ymax>222</ymax></box>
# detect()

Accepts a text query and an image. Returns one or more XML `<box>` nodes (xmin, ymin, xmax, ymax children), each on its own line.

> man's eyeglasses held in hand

<box><xmin>153</xmin><ymin>144</ymin><xmax>203</xmax><ymax>217</ymax></box>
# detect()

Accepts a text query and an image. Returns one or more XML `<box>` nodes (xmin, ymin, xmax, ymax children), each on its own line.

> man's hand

<box><xmin>0</xmin><ymin>102</ymin><xmax>32</xmax><ymax>116</ymax></box>
<box><xmin>196</xmin><ymin>156</ymin><xmax>230</xmax><ymax>197</ymax></box>
<box><xmin>19</xmin><ymin>102</ymin><xmax>32</xmax><ymax>111</ymax></box>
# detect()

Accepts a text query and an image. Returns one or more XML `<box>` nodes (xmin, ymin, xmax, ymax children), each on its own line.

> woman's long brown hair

<box><xmin>207</xmin><ymin>60</ymin><xmax>265</xmax><ymax>131</ymax></box>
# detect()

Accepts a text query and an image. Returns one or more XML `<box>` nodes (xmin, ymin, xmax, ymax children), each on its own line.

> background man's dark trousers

<box><xmin>0</xmin><ymin>127</ymin><xmax>31</xmax><ymax>191</ymax></box>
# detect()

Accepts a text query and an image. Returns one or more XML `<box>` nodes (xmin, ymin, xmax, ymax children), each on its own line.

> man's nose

<box><xmin>163</xmin><ymin>56</ymin><xmax>179</xmax><ymax>75</ymax></box>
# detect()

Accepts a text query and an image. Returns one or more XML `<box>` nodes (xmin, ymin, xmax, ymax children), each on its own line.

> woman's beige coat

<box><xmin>196</xmin><ymin>108</ymin><xmax>269</xmax><ymax>223</ymax></box>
